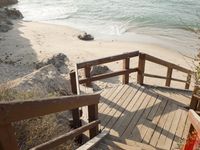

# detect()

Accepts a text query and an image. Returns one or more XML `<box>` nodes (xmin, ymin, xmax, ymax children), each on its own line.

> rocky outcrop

<box><xmin>35</xmin><ymin>53</ymin><xmax>69</xmax><ymax>74</ymax></box>
<box><xmin>3</xmin><ymin>64</ymin><xmax>72</xmax><ymax>95</ymax></box>
<box><xmin>90</xmin><ymin>65</ymin><xmax>110</xmax><ymax>76</ymax></box>
<box><xmin>0</xmin><ymin>0</ymin><xmax>18</xmax><ymax>7</ymax></box>
<box><xmin>0</xmin><ymin>8</ymin><xmax>23</xmax><ymax>32</ymax></box>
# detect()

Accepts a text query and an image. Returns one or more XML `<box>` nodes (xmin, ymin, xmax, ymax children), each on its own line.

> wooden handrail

<box><xmin>79</xmin><ymin>68</ymin><xmax>138</xmax><ymax>84</ymax></box>
<box><xmin>72</xmin><ymin>51</ymin><xmax>193</xmax><ymax>94</ymax></box>
<box><xmin>0</xmin><ymin>94</ymin><xmax>100</xmax><ymax>150</ymax></box>
<box><xmin>144</xmin><ymin>54</ymin><xmax>192</xmax><ymax>74</ymax></box>
<box><xmin>30</xmin><ymin>120</ymin><xmax>100</xmax><ymax>150</ymax></box>
<box><xmin>76</xmin><ymin>51</ymin><xmax>139</xmax><ymax>69</ymax></box>
<box><xmin>0</xmin><ymin>94</ymin><xmax>100</xmax><ymax>125</ymax></box>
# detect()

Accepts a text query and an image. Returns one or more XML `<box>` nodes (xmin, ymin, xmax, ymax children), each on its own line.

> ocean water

<box><xmin>13</xmin><ymin>0</ymin><xmax>200</xmax><ymax>54</ymax></box>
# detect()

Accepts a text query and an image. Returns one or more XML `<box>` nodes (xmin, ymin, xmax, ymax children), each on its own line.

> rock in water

<box><xmin>78</xmin><ymin>32</ymin><xmax>94</xmax><ymax>41</ymax></box>
<box><xmin>36</xmin><ymin>53</ymin><xmax>69</xmax><ymax>74</ymax></box>
<box><xmin>2</xmin><ymin>65</ymin><xmax>72</xmax><ymax>95</ymax></box>
<box><xmin>90</xmin><ymin>65</ymin><xmax>110</xmax><ymax>76</ymax></box>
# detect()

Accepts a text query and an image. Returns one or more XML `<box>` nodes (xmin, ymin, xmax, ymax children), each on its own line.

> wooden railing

<box><xmin>184</xmin><ymin>109</ymin><xmax>200</xmax><ymax>150</ymax></box>
<box><xmin>0</xmin><ymin>94</ymin><xmax>100</xmax><ymax>150</ymax></box>
<box><xmin>70</xmin><ymin>51</ymin><xmax>192</xmax><ymax>95</ymax></box>
<box><xmin>138</xmin><ymin>53</ymin><xmax>192</xmax><ymax>89</ymax></box>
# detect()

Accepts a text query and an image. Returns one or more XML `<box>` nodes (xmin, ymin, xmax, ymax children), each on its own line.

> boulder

<box><xmin>0</xmin><ymin>22</ymin><xmax>12</xmax><ymax>32</ymax></box>
<box><xmin>0</xmin><ymin>8</ymin><xmax>23</xmax><ymax>32</ymax></box>
<box><xmin>4</xmin><ymin>8</ymin><xmax>23</xmax><ymax>19</ymax></box>
<box><xmin>90</xmin><ymin>65</ymin><xmax>110</xmax><ymax>76</ymax></box>
<box><xmin>78</xmin><ymin>32</ymin><xmax>94</xmax><ymax>41</ymax></box>
<box><xmin>35</xmin><ymin>53</ymin><xmax>69</xmax><ymax>74</ymax></box>
<box><xmin>3</xmin><ymin>64</ymin><xmax>72</xmax><ymax>95</ymax></box>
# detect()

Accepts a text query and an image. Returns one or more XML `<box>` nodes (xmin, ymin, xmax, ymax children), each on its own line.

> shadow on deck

<box><xmin>98</xmin><ymin>83</ymin><xmax>192</xmax><ymax>150</ymax></box>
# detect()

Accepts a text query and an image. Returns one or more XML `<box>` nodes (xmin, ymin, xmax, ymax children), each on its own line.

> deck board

<box><xmin>97</xmin><ymin>83</ymin><xmax>192</xmax><ymax>150</ymax></box>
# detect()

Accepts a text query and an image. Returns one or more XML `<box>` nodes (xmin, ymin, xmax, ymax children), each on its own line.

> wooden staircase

<box><xmin>78</xmin><ymin>131</ymin><xmax>157</xmax><ymax>150</ymax></box>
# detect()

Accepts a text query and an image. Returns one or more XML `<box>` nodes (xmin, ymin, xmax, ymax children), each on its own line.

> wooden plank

<box><xmin>0</xmin><ymin>94</ymin><xmax>100</xmax><ymax>124</ymax></box>
<box><xmin>30</xmin><ymin>120</ymin><xmax>100</xmax><ymax>150</ymax></box>
<box><xmin>88</xmin><ymin>104</ymin><xmax>99</xmax><ymax>138</ymax></box>
<box><xmin>122</xmin><ymin>89</ymin><xmax>150</xmax><ymax>138</ymax></box>
<box><xmin>107</xmin><ymin>135</ymin><xmax>156</xmax><ymax>150</ymax></box>
<box><xmin>77</xmin><ymin>51</ymin><xmax>139</xmax><ymax>69</ymax></box>
<box><xmin>130</xmin><ymin>93</ymin><xmax>157</xmax><ymax>142</ymax></box>
<box><xmin>85</xmin><ymin>66</ymin><xmax>92</xmax><ymax>87</ymax></box>
<box><xmin>99</xmin><ymin>87</ymin><xmax>119</xmax><ymax>109</ymax></box>
<box><xmin>142</xmin><ymin>97</ymin><xmax>168</xmax><ymax>144</ymax></box>
<box><xmin>76</xmin><ymin>130</ymin><xmax>109</xmax><ymax>150</ymax></box>
<box><xmin>147</xmin><ymin>95</ymin><xmax>161</xmax><ymax>121</ymax></box>
<box><xmin>99</xmin><ymin>85</ymin><xmax>124</xmax><ymax>113</ymax></box>
<box><xmin>149</xmin><ymin>100</ymin><xmax>171</xmax><ymax>147</ymax></box>
<box><xmin>145</xmin><ymin>54</ymin><xmax>191</xmax><ymax>74</ymax></box>
<box><xmin>122</xmin><ymin>58</ymin><xmax>130</xmax><ymax>84</ymax></box>
<box><xmin>104</xmin><ymin>86</ymin><xmax>139</xmax><ymax>131</ymax></box>
<box><xmin>171</xmin><ymin>108</ymin><xmax>188</xmax><ymax>150</ymax></box>
<box><xmin>100</xmin><ymin>85</ymin><xmax>129</xmax><ymax>127</ymax></box>
<box><xmin>185</xmin><ymin>74</ymin><xmax>191</xmax><ymax>89</ymax></box>
<box><xmin>182</xmin><ymin>114</ymin><xmax>190</xmax><ymax>140</ymax></box>
<box><xmin>156</xmin><ymin>103</ymin><xmax>177</xmax><ymax>149</ymax></box>
<box><xmin>110</xmin><ymin>86</ymin><xmax>145</xmax><ymax>137</ymax></box>
<box><xmin>164</xmin><ymin>106</ymin><xmax>182</xmax><ymax>150</ymax></box>
<box><xmin>144</xmin><ymin>73</ymin><xmax>187</xmax><ymax>83</ymax></box>
<box><xmin>137</xmin><ymin>53</ymin><xmax>146</xmax><ymax>85</ymax></box>
<box><xmin>96</xmin><ymin>142</ymin><xmax>121</xmax><ymax>150</ymax></box>
<box><xmin>0</xmin><ymin>123</ymin><xmax>19</xmax><ymax>150</ymax></box>
<box><xmin>165</xmin><ymin>67</ymin><xmax>173</xmax><ymax>87</ymax></box>
<box><xmin>102</xmin><ymin>139</ymin><xmax>142</xmax><ymax>150</ymax></box>
<box><xmin>79</xmin><ymin>68</ymin><xmax>138</xmax><ymax>84</ymax></box>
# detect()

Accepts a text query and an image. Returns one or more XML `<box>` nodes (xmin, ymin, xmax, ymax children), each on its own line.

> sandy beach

<box><xmin>0</xmin><ymin>21</ymin><xmax>195</xmax><ymax>89</ymax></box>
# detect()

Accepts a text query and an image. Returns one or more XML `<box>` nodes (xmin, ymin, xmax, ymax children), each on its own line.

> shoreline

<box><xmin>0</xmin><ymin>20</ymin><xmax>195</xmax><ymax>88</ymax></box>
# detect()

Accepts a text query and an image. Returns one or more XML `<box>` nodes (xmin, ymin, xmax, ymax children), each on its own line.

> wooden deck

<box><xmin>98</xmin><ymin>84</ymin><xmax>192</xmax><ymax>150</ymax></box>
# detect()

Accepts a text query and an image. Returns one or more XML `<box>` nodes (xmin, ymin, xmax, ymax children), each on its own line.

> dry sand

<box><xmin>0</xmin><ymin>21</ymin><xmax>195</xmax><ymax>89</ymax></box>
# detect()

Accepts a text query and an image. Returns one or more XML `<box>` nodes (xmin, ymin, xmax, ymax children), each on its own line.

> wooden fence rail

<box><xmin>71</xmin><ymin>51</ymin><xmax>193</xmax><ymax>95</ymax></box>
<box><xmin>0</xmin><ymin>94</ymin><xmax>100</xmax><ymax>150</ymax></box>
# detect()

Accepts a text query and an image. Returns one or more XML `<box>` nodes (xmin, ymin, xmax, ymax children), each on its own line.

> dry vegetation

<box><xmin>0</xmin><ymin>85</ymin><xmax>77</xmax><ymax>150</ymax></box>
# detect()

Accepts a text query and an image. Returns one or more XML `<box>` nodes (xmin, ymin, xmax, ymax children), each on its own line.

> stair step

<box><xmin>102</xmin><ymin>139</ymin><xmax>143</xmax><ymax>150</ymax></box>
<box><xmin>96</xmin><ymin>142</ymin><xmax>122</xmax><ymax>150</ymax></box>
<box><xmin>106</xmin><ymin>135</ymin><xmax>156</xmax><ymax>150</ymax></box>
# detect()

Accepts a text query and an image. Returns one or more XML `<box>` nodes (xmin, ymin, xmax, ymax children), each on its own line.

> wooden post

<box><xmin>69</xmin><ymin>71</ymin><xmax>81</xmax><ymax>131</ymax></box>
<box><xmin>85</xmin><ymin>66</ymin><xmax>92</xmax><ymax>87</ymax></box>
<box><xmin>190</xmin><ymin>95</ymin><xmax>198</xmax><ymax>110</ymax></box>
<box><xmin>137</xmin><ymin>53</ymin><xmax>146</xmax><ymax>85</ymax></box>
<box><xmin>88</xmin><ymin>104</ymin><xmax>99</xmax><ymax>139</ymax></box>
<box><xmin>185</xmin><ymin>74</ymin><xmax>191</xmax><ymax>89</ymax></box>
<box><xmin>0</xmin><ymin>124</ymin><xmax>19</xmax><ymax>150</ymax></box>
<box><xmin>70</xmin><ymin>71</ymin><xmax>77</xmax><ymax>94</ymax></box>
<box><xmin>165</xmin><ymin>67</ymin><xmax>173</xmax><ymax>87</ymax></box>
<box><xmin>122</xmin><ymin>58</ymin><xmax>130</xmax><ymax>84</ymax></box>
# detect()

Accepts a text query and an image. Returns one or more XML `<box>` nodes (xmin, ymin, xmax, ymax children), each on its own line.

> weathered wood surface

<box><xmin>31</xmin><ymin>120</ymin><xmax>100</xmax><ymax>150</ymax></box>
<box><xmin>97</xmin><ymin>84</ymin><xmax>192</xmax><ymax>150</ymax></box>
<box><xmin>0</xmin><ymin>94</ymin><xmax>100</xmax><ymax>124</ymax></box>
<box><xmin>0</xmin><ymin>94</ymin><xmax>100</xmax><ymax>150</ymax></box>
<box><xmin>77</xmin><ymin>51</ymin><xmax>140</xmax><ymax>69</ymax></box>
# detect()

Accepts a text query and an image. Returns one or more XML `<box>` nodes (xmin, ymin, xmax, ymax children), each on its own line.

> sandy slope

<box><xmin>0</xmin><ymin>21</ymin><xmax>195</xmax><ymax>89</ymax></box>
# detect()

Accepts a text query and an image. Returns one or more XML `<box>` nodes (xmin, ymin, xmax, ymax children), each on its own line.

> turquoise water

<box><xmin>13</xmin><ymin>0</ymin><xmax>200</xmax><ymax>53</ymax></box>
<box><xmin>14</xmin><ymin>0</ymin><xmax>200</xmax><ymax>34</ymax></box>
